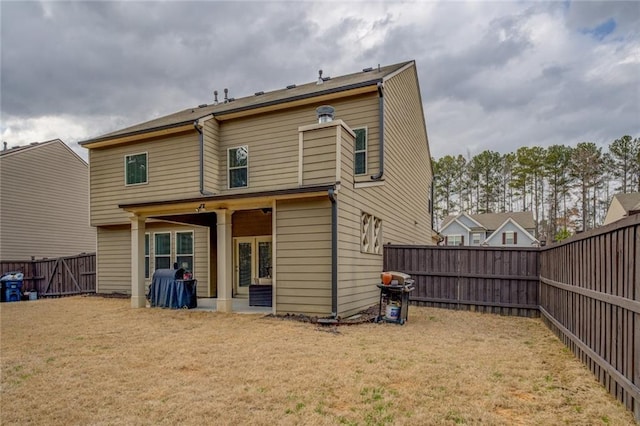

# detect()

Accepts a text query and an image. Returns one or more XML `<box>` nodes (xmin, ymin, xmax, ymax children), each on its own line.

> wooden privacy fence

<box><xmin>384</xmin><ymin>245</ymin><xmax>540</xmax><ymax>317</ymax></box>
<box><xmin>540</xmin><ymin>215</ymin><xmax>639</xmax><ymax>420</ymax></box>
<box><xmin>0</xmin><ymin>253</ymin><xmax>96</xmax><ymax>297</ymax></box>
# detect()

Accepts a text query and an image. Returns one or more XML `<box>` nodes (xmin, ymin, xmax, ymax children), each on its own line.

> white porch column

<box><xmin>130</xmin><ymin>215</ymin><xmax>146</xmax><ymax>308</ymax></box>
<box><xmin>216</xmin><ymin>209</ymin><xmax>233</xmax><ymax>312</ymax></box>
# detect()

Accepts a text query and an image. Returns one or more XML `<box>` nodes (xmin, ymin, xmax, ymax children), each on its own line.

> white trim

<box><xmin>458</xmin><ymin>212</ymin><xmax>484</xmax><ymax>229</ymax></box>
<box><xmin>439</xmin><ymin>217</ymin><xmax>472</xmax><ymax>234</ymax></box>
<box><xmin>486</xmin><ymin>218</ymin><xmax>538</xmax><ymax>245</ymax></box>
<box><xmin>353</xmin><ymin>126</ymin><xmax>368</xmax><ymax>176</ymax></box>
<box><xmin>124</xmin><ymin>152</ymin><xmax>149</xmax><ymax>186</ymax></box>
<box><xmin>298</xmin><ymin>131</ymin><xmax>304</xmax><ymax>186</ymax></box>
<box><xmin>298</xmin><ymin>119</ymin><xmax>355</xmax><ymax>137</ymax></box>
<box><xmin>382</xmin><ymin>61</ymin><xmax>415</xmax><ymax>82</ymax></box>
<box><xmin>354</xmin><ymin>180</ymin><xmax>385</xmax><ymax>189</ymax></box>
<box><xmin>227</xmin><ymin>145</ymin><xmax>249</xmax><ymax>189</ymax></box>
<box><xmin>446</xmin><ymin>234</ymin><xmax>463</xmax><ymax>246</ymax></box>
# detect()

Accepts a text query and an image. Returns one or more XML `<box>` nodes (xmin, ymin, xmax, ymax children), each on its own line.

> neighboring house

<box><xmin>439</xmin><ymin>212</ymin><xmax>538</xmax><ymax>247</ymax></box>
<box><xmin>79</xmin><ymin>60</ymin><xmax>434</xmax><ymax>316</ymax></box>
<box><xmin>603</xmin><ymin>192</ymin><xmax>640</xmax><ymax>225</ymax></box>
<box><xmin>0</xmin><ymin>139</ymin><xmax>96</xmax><ymax>259</ymax></box>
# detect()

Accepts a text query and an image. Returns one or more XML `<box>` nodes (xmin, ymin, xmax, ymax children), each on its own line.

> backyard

<box><xmin>0</xmin><ymin>296</ymin><xmax>635</xmax><ymax>425</ymax></box>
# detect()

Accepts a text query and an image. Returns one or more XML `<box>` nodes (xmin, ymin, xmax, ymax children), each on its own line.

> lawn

<box><xmin>0</xmin><ymin>297</ymin><xmax>635</xmax><ymax>425</ymax></box>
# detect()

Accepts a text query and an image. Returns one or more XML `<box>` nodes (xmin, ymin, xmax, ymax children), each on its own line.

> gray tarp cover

<box><xmin>148</xmin><ymin>269</ymin><xmax>197</xmax><ymax>309</ymax></box>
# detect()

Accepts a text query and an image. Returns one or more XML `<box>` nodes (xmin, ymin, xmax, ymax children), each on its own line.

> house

<box><xmin>438</xmin><ymin>212</ymin><xmax>538</xmax><ymax>247</ymax></box>
<box><xmin>603</xmin><ymin>192</ymin><xmax>640</xmax><ymax>225</ymax></box>
<box><xmin>79</xmin><ymin>60</ymin><xmax>434</xmax><ymax>316</ymax></box>
<box><xmin>0</xmin><ymin>139</ymin><xmax>96</xmax><ymax>259</ymax></box>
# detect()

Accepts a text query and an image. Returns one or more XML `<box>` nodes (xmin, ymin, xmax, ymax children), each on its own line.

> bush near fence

<box><xmin>0</xmin><ymin>253</ymin><xmax>96</xmax><ymax>297</ymax></box>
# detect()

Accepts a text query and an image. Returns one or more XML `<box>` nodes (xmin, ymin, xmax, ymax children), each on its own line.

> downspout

<box><xmin>328</xmin><ymin>188</ymin><xmax>338</xmax><ymax>317</ymax></box>
<box><xmin>371</xmin><ymin>82</ymin><xmax>385</xmax><ymax>180</ymax></box>
<box><xmin>194</xmin><ymin>120</ymin><xmax>213</xmax><ymax>196</ymax></box>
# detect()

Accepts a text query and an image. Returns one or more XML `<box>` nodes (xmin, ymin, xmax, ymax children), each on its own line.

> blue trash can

<box><xmin>1</xmin><ymin>272</ymin><xmax>24</xmax><ymax>302</ymax></box>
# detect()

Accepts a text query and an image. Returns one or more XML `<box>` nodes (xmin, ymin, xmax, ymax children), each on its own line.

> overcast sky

<box><xmin>1</xmin><ymin>1</ymin><xmax>639</xmax><ymax>160</ymax></box>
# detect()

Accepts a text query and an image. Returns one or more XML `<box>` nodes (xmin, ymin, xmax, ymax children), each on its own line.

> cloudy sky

<box><xmin>1</xmin><ymin>1</ymin><xmax>639</xmax><ymax>160</ymax></box>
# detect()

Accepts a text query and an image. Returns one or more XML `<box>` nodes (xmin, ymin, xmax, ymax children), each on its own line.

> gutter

<box><xmin>371</xmin><ymin>82</ymin><xmax>385</xmax><ymax>180</ymax></box>
<box><xmin>328</xmin><ymin>188</ymin><xmax>338</xmax><ymax>317</ymax></box>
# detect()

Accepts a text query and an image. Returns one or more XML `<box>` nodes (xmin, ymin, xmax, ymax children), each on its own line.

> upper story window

<box><xmin>354</xmin><ymin>128</ymin><xmax>367</xmax><ymax>175</ymax></box>
<box><xmin>472</xmin><ymin>233</ymin><xmax>482</xmax><ymax>245</ymax></box>
<box><xmin>228</xmin><ymin>146</ymin><xmax>248</xmax><ymax>188</ymax></box>
<box><xmin>446</xmin><ymin>235</ymin><xmax>463</xmax><ymax>246</ymax></box>
<box><xmin>125</xmin><ymin>153</ymin><xmax>147</xmax><ymax>186</ymax></box>
<box><xmin>503</xmin><ymin>231</ymin><xmax>517</xmax><ymax>245</ymax></box>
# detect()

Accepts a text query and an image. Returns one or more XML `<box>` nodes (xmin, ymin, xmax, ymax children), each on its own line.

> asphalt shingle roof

<box><xmin>440</xmin><ymin>211</ymin><xmax>535</xmax><ymax>231</ymax></box>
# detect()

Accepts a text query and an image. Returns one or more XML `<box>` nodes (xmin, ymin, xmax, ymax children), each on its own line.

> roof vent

<box><xmin>254</xmin><ymin>91</ymin><xmax>264</xmax><ymax>96</ymax></box>
<box><xmin>198</xmin><ymin>103</ymin><xmax>208</xmax><ymax>108</ymax></box>
<box><xmin>362</xmin><ymin>67</ymin><xmax>373</xmax><ymax>72</ymax></box>
<box><xmin>317</xmin><ymin>69</ymin><xmax>323</xmax><ymax>85</ymax></box>
<box><xmin>213</xmin><ymin>90</ymin><xmax>219</xmax><ymax>105</ymax></box>
<box><xmin>2</xmin><ymin>142</ymin><xmax>7</xmax><ymax>151</ymax></box>
<box><xmin>322</xmin><ymin>76</ymin><xmax>331</xmax><ymax>81</ymax></box>
<box><xmin>228</xmin><ymin>97</ymin><xmax>235</xmax><ymax>102</ymax></box>
<box><xmin>316</xmin><ymin>105</ymin><xmax>335</xmax><ymax>123</ymax></box>
<box><xmin>286</xmin><ymin>84</ymin><xmax>296</xmax><ymax>89</ymax></box>
<box><xmin>224</xmin><ymin>88</ymin><xmax>229</xmax><ymax>103</ymax></box>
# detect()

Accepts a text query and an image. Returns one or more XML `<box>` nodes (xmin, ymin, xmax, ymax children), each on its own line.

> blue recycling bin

<box><xmin>1</xmin><ymin>272</ymin><xmax>24</xmax><ymax>302</ymax></box>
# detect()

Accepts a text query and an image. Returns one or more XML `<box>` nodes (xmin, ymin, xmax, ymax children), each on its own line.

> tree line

<box><xmin>432</xmin><ymin>135</ymin><xmax>640</xmax><ymax>241</ymax></box>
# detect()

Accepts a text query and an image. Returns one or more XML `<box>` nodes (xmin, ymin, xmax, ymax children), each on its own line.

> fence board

<box><xmin>0</xmin><ymin>253</ymin><xmax>96</xmax><ymax>298</ymax></box>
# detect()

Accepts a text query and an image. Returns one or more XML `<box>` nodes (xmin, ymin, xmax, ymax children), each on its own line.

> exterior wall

<box><xmin>97</xmin><ymin>222</ymin><xmax>209</xmax><ymax>296</ymax></box>
<box><xmin>457</xmin><ymin>214</ymin><xmax>480</xmax><ymax>229</ymax></box>
<box><xmin>89</xmin><ymin>131</ymin><xmax>201</xmax><ymax>226</ymax></box>
<box><xmin>301</xmin><ymin>126</ymin><xmax>338</xmax><ymax>186</ymax></box>
<box><xmin>275</xmin><ymin>197</ymin><xmax>332</xmax><ymax>315</ymax></box>
<box><xmin>485</xmin><ymin>221</ymin><xmax>535</xmax><ymax>247</ymax></box>
<box><xmin>216</xmin><ymin>93</ymin><xmax>380</xmax><ymax>193</ymax></box>
<box><xmin>440</xmin><ymin>221</ymin><xmax>470</xmax><ymax>245</ymax></box>
<box><xmin>0</xmin><ymin>141</ymin><xmax>96</xmax><ymax>260</ymax></box>
<box><xmin>335</xmin><ymin>65</ymin><xmax>434</xmax><ymax>317</ymax></box>
<box><xmin>203</xmin><ymin>118</ymin><xmax>220</xmax><ymax>193</ymax></box>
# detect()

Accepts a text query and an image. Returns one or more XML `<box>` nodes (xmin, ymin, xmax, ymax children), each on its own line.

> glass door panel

<box><xmin>234</xmin><ymin>239</ymin><xmax>253</xmax><ymax>296</ymax></box>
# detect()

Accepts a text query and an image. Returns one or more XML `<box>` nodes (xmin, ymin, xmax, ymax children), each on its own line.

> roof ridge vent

<box><xmin>198</xmin><ymin>103</ymin><xmax>208</xmax><ymax>108</ymax></box>
<box><xmin>254</xmin><ymin>91</ymin><xmax>264</xmax><ymax>96</ymax></box>
<box><xmin>362</xmin><ymin>67</ymin><xmax>373</xmax><ymax>72</ymax></box>
<box><xmin>224</xmin><ymin>88</ymin><xmax>229</xmax><ymax>103</ymax></box>
<box><xmin>286</xmin><ymin>84</ymin><xmax>296</xmax><ymax>89</ymax></box>
<box><xmin>317</xmin><ymin>69</ymin><xmax>323</xmax><ymax>85</ymax></box>
<box><xmin>213</xmin><ymin>90</ymin><xmax>219</xmax><ymax>105</ymax></box>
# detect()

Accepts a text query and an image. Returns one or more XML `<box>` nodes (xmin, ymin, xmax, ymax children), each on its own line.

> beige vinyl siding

<box><xmin>275</xmin><ymin>198</ymin><xmax>331</xmax><ymax>315</ymax></box>
<box><xmin>89</xmin><ymin>131</ymin><xmax>201</xmax><ymax>226</ymax></box>
<box><xmin>217</xmin><ymin>93</ymin><xmax>380</xmax><ymax>193</ymax></box>
<box><xmin>335</xmin><ymin>65</ymin><xmax>433</xmax><ymax>317</ymax></box>
<box><xmin>0</xmin><ymin>141</ymin><xmax>96</xmax><ymax>260</ymax></box>
<box><xmin>301</xmin><ymin>126</ymin><xmax>337</xmax><ymax>186</ymax></box>
<box><xmin>203</xmin><ymin>118</ymin><xmax>220</xmax><ymax>193</ymax></box>
<box><xmin>96</xmin><ymin>222</ymin><xmax>210</xmax><ymax>296</ymax></box>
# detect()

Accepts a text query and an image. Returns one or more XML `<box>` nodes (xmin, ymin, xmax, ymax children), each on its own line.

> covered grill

<box><xmin>375</xmin><ymin>271</ymin><xmax>414</xmax><ymax>325</ymax></box>
<box><xmin>147</xmin><ymin>269</ymin><xmax>197</xmax><ymax>309</ymax></box>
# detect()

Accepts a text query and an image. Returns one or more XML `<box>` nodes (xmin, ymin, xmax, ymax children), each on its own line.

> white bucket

<box><xmin>385</xmin><ymin>304</ymin><xmax>400</xmax><ymax>320</ymax></box>
<box><xmin>29</xmin><ymin>291</ymin><xmax>37</xmax><ymax>301</ymax></box>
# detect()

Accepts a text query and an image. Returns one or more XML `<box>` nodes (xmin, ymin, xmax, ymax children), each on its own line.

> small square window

<box><xmin>125</xmin><ymin>153</ymin><xmax>147</xmax><ymax>185</ymax></box>
<box><xmin>447</xmin><ymin>235</ymin><xmax>463</xmax><ymax>246</ymax></box>
<box><xmin>228</xmin><ymin>146</ymin><xmax>248</xmax><ymax>188</ymax></box>
<box><xmin>472</xmin><ymin>233</ymin><xmax>482</xmax><ymax>245</ymax></box>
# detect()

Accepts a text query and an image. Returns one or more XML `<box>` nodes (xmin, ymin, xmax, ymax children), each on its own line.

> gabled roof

<box><xmin>439</xmin><ymin>217</ymin><xmax>472</xmax><ymax>234</ymax></box>
<box><xmin>80</xmin><ymin>61</ymin><xmax>413</xmax><ymax>146</ymax></box>
<box><xmin>612</xmin><ymin>192</ymin><xmax>640</xmax><ymax>213</ymax></box>
<box><xmin>485</xmin><ymin>217</ymin><xmax>538</xmax><ymax>245</ymax></box>
<box><xmin>0</xmin><ymin>139</ymin><xmax>87</xmax><ymax>165</ymax></box>
<box><xmin>439</xmin><ymin>211</ymin><xmax>535</xmax><ymax>232</ymax></box>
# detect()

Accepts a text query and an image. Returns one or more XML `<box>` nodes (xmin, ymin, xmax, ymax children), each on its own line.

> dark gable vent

<box><xmin>286</xmin><ymin>84</ymin><xmax>296</xmax><ymax>89</ymax></box>
<box><xmin>254</xmin><ymin>91</ymin><xmax>264</xmax><ymax>96</ymax></box>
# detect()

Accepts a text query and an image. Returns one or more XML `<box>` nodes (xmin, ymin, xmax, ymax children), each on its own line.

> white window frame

<box><xmin>153</xmin><ymin>232</ymin><xmax>172</xmax><ymax>271</ymax></box>
<box><xmin>228</xmin><ymin>145</ymin><xmax>249</xmax><ymax>189</ymax></box>
<box><xmin>504</xmin><ymin>231</ymin><xmax>515</xmax><ymax>245</ymax></box>
<box><xmin>175</xmin><ymin>231</ymin><xmax>194</xmax><ymax>272</ymax></box>
<box><xmin>353</xmin><ymin>127</ymin><xmax>367</xmax><ymax>176</ymax></box>
<box><xmin>472</xmin><ymin>233</ymin><xmax>481</xmax><ymax>245</ymax></box>
<box><xmin>124</xmin><ymin>152</ymin><xmax>148</xmax><ymax>186</ymax></box>
<box><xmin>447</xmin><ymin>235</ymin><xmax>462</xmax><ymax>246</ymax></box>
<box><xmin>144</xmin><ymin>233</ymin><xmax>150</xmax><ymax>279</ymax></box>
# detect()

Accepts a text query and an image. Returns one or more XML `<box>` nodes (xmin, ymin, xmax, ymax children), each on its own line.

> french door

<box><xmin>233</xmin><ymin>236</ymin><xmax>272</xmax><ymax>297</ymax></box>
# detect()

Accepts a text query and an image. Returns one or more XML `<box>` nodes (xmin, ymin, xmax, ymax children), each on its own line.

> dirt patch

<box><xmin>1</xmin><ymin>297</ymin><xmax>635</xmax><ymax>425</ymax></box>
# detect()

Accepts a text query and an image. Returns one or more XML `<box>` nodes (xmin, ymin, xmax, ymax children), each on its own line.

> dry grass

<box><xmin>0</xmin><ymin>297</ymin><xmax>635</xmax><ymax>425</ymax></box>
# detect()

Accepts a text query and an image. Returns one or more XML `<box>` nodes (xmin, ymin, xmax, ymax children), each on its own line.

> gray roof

<box><xmin>0</xmin><ymin>139</ymin><xmax>62</xmax><ymax>157</ymax></box>
<box><xmin>440</xmin><ymin>211</ymin><xmax>535</xmax><ymax>231</ymax></box>
<box><xmin>80</xmin><ymin>61</ymin><xmax>413</xmax><ymax>145</ymax></box>
<box><xmin>612</xmin><ymin>192</ymin><xmax>640</xmax><ymax>213</ymax></box>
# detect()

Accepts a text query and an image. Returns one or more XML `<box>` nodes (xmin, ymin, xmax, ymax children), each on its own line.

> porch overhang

<box><xmin>119</xmin><ymin>184</ymin><xmax>337</xmax><ymax>216</ymax></box>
